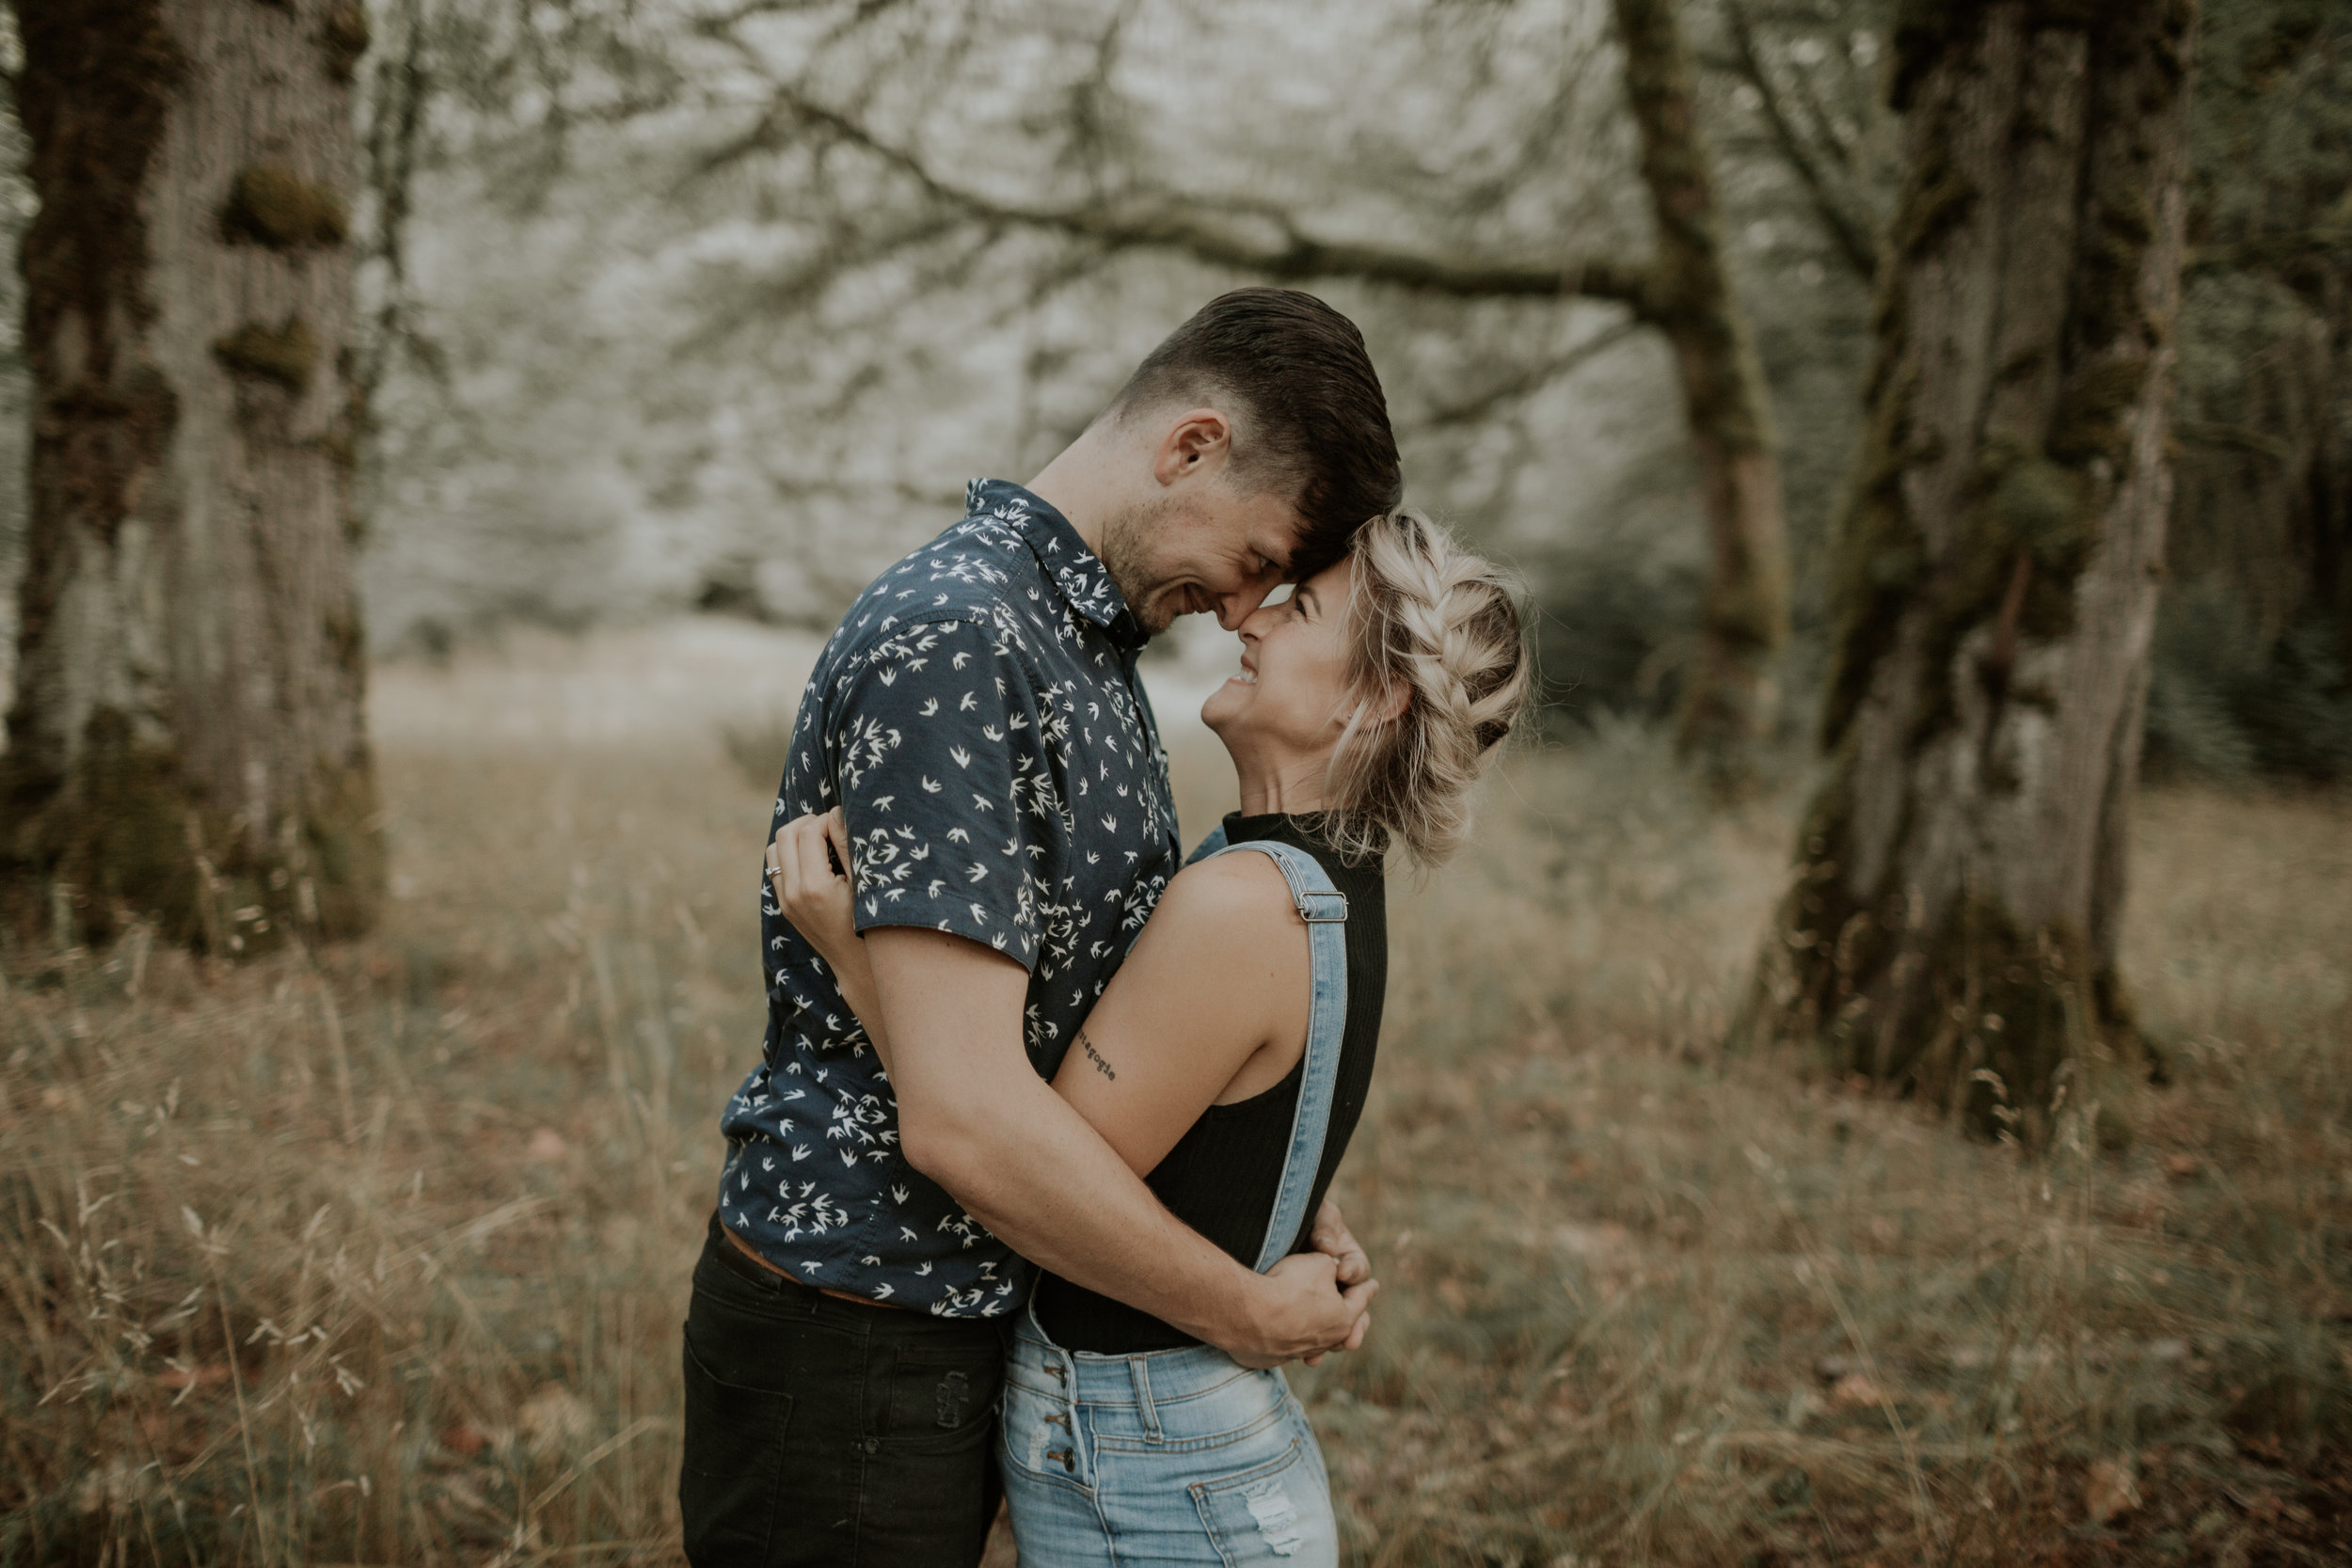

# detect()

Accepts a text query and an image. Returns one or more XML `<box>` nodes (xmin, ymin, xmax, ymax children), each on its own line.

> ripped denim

<box><xmin>998</xmin><ymin>1309</ymin><xmax>1338</xmax><ymax>1566</ymax></box>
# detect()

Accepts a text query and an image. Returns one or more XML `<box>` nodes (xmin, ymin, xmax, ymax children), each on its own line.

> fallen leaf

<box><xmin>439</xmin><ymin>1421</ymin><xmax>489</xmax><ymax>1458</ymax></box>
<box><xmin>1552</xmin><ymin>1222</ymin><xmax>1629</xmax><ymax>1258</ymax></box>
<box><xmin>1828</xmin><ymin>1371</ymin><xmax>1884</xmax><ymax>1410</ymax></box>
<box><xmin>520</xmin><ymin>1382</ymin><xmax>592</xmax><ymax>1448</ymax></box>
<box><xmin>2085</xmin><ymin>1457</ymin><xmax>2140</xmax><ymax>1525</ymax></box>
<box><xmin>526</xmin><ymin>1128</ymin><xmax>568</xmax><ymax>1162</ymax></box>
<box><xmin>2163</xmin><ymin>1152</ymin><xmax>2201</xmax><ymax>1180</ymax></box>
<box><xmin>156</xmin><ymin>1362</ymin><xmax>230</xmax><ymax>1390</ymax></box>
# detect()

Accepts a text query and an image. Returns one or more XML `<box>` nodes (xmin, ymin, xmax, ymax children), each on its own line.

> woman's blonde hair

<box><xmin>1321</xmin><ymin>509</ymin><xmax>1531</xmax><ymax>866</ymax></box>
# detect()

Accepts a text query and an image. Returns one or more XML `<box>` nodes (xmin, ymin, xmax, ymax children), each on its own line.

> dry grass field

<box><xmin>4</xmin><ymin>622</ymin><xmax>2348</xmax><ymax>1567</ymax></box>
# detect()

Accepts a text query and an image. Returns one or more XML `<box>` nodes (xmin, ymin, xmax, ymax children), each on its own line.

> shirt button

<box><xmin>865</xmin><ymin>1437</ymin><xmax>880</xmax><ymax>1454</ymax></box>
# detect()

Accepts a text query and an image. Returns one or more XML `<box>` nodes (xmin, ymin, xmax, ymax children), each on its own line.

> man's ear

<box><xmin>1152</xmin><ymin>407</ymin><xmax>1233</xmax><ymax>488</ymax></box>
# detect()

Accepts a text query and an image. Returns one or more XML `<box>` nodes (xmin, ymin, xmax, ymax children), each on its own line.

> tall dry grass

<box><xmin>3</xmin><ymin>625</ymin><xmax>2346</xmax><ymax>1567</ymax></box>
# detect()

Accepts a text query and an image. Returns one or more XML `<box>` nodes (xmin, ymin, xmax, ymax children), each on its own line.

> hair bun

<box><xmin>1323</xmin><ymin>509</ymin><xmax>1532</xmax><ymax>866</ymax></box>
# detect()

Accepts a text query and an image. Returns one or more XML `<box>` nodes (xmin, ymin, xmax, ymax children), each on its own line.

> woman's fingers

<box><xmin>766</xmin><ymin>825</ymin><xmax>791</xmax><ymax>904</ymax></box>
<box><xmin>768</xmin><ymin>813</ymin><xmax>853</xmax><ymax>946</ymax></box>
<box><xmin>773</xmin><ymin>818</ymin><xmax>806</xmax><ymax>907</ymax></box>
<box><xmin>821</xmin><ymin>807</ymin><xmax>851</xmax><ymax>880</ymax></box>
<box><xmin>792</xmin><ymin>816</ymin><xmax>834</xmax><ymax>900</ymax></box>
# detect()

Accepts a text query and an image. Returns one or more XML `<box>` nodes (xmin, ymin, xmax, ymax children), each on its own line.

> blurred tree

<box><xmin>1720</xmin><ymin>0</ymin><xmax>2352</xmax><ymax>784</ymax></box>
<box><xmin>2</xmin><ymin>0</ymin><xmax>382</xmax><ymax>949</ymax></box>
<box><xmin>1737</xmin><ymin>0</ymin><xmax>2199</xmax><ymax>1137</ymax></box>
<box><xmin>0</xmin><ymin>27</ymin><xmax>30</xmax><ymax>710</ymax></box>
<box><xmin>2147</xmin><ymin>0</ymin><xmax>2352</xmax><ymax>779</ymax></box>
<box><xmin>1614</xmin><ymin>0</ymin><xmax>1790</xmax><ymax>784</ymax></box>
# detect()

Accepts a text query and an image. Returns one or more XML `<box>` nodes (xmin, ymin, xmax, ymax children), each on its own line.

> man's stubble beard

<box><xmin>1097</xmin><ymin>495</ymin><xmax>1182</xmax><ymax>636</ymax></box>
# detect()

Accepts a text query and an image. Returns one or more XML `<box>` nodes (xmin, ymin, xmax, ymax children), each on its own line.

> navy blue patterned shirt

<box><xmin>716</xmin><ymin>480</ymin><xmax>1184</xmax><ymax>1315</ymax></box>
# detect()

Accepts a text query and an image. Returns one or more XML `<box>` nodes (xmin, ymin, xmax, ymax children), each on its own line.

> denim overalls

<box><xmin>998</xmin><ymin>836</ymin><xmax>1349</xmax><ymax>1566</ymax></box>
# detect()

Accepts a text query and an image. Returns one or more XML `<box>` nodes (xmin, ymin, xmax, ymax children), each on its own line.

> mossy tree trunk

<box><xmin>1737</xmin><ymin>0</ymin><xmax>2197</xmax><ymax>1136</ymax></box>
<box><xmin>1613</xmin><ymin>0</ymin><xmax>1792</xmax><ymax>790</ymax></box>
<box><xmin>4</xmin><ymin>0</ymin><xmax>381</xmax><ymax>951</ymax></box>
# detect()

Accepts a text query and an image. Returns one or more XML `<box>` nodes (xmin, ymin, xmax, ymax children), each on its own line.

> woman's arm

<box><xmin>1045</xmin><ymin>852</ymin><xmax>1309</xmax><ymax>1177</ymax></box>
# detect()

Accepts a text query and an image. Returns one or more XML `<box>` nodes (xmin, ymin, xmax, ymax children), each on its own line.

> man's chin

<box><xmin>1132</xmin><ymin>589</ymin><xmax>1190</xmax><ymax>636</ymax></box>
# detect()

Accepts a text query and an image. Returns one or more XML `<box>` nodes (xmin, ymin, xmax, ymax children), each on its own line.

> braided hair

<box><xmin>1322</xmin><ymin>509</ymin><xmax>1531</xmax><ymax>866</ymax></box>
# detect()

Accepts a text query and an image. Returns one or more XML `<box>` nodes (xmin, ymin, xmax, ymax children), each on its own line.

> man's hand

<box><xmin>1219</xmin><ymin>1250</ymin><xmax>1378</xmax><ymax>1370</ymax></box>
<box><xmin>1309</xmin><ymin>1199</ymin><xmax>1371</xmax><ymax>1287</ymax></box>
<box><xmin>1297</xmin><ymin>1199</ymin><xmax>1374</xmax><ymax>1366</ymax></box>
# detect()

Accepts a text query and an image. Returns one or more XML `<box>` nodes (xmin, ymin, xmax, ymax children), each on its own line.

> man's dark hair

<box><xmin>1110</xmin><ymin>287</ymin><xmax>1402</xmax><ymax>579</ymax></box>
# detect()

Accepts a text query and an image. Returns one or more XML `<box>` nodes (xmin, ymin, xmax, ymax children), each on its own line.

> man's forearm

<box><xmin>909</xmin><ymin>1069</ymin><xmax>1263</xmax><ymax>1348</ymax></box>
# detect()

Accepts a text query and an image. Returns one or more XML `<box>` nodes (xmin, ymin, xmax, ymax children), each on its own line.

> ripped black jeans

<box><xmin>679</xmin><ymin>1212</ymin><xmax>1008</xmax><ymax>1567</ymax></box>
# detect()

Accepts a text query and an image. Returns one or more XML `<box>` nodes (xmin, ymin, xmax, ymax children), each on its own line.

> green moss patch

<box><xmin>18</xmin><ymin>0</ymin><xmax>183</xmax><ymax>370</ymax></box>
<box><xmin>322</xmin><ymin>1</ymin><xmax>371</xmax><ymax>81</ymax></box>
<box><xmin>214</xmin><ymin>316</ymin><xmax>318</xmax><ymax>391</ymax></box>
<box><xmin>0</xmin><ymin>708</ymin><xmax>383</xmax><ymax>952</ymax></box>
<box><xmin>220</xmin><ymin>166</ymin><xmax>348</xmax><ymax>249</ymax></box>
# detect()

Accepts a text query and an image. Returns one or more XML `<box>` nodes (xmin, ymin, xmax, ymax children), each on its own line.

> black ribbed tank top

<box><xmin>1030</xmin><ymin>811</ymin><xmax>1388</xmax><ymax>1353</ymax></box>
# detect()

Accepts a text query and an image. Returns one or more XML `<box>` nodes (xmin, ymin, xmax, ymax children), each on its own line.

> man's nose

<box><xmin>1213</xmin><ymin>579</ymin><xmax>1275</xmax><ymax>631</ymax></box>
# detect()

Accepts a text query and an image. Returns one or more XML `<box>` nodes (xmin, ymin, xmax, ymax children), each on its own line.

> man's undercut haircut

<box><xmin>1112</xmin><ymin>287</ymin><xmax>1402</xmax><ymax>579</ymax></box>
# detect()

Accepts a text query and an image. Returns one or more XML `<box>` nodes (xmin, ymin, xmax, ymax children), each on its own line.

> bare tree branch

<box><xmin>758</xmin><ymin>86</ymin><xmax>1660</xmax><ymax>313</ymax></box>
<box><xmin>1415</xmin><ymin>318</ymin><xmax>1645</xmax><ymax>430</ymax></box>
<box><xmin>1720</xmin><ymin>0</ymin><xmax>1882</xmax><ymax>281</ymax></box>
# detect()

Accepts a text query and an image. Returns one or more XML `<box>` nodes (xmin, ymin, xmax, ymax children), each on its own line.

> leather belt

<box><xmin>725</xmin><ymin>1226</ymin><xmax>905</xmax><ymax>1311</ymax></box>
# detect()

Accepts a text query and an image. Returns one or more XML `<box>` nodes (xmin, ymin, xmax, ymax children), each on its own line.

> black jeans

<box><xmin>679</xmin><ymin>1212</ymin><xmax>1008</xmax><ymax>1567</ymax></box>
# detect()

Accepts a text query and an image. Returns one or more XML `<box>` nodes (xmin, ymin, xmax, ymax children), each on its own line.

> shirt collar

<box><xmin>964</xmin><ymin>478</ymin><xmax>1146</xmax><ymax>649</ymax></box>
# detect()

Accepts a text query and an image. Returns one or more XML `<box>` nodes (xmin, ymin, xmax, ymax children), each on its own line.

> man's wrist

<box><xmin>1190</xmin><ymin>1259</ymin><xmax>1275</xmax><ymax>1359</ymax></box>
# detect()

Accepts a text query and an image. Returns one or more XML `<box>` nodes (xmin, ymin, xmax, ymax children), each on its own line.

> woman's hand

<box><xmin>767</xmin><ymin>808</ymin><xmax>864</xmax><ymax>983</ymax></box>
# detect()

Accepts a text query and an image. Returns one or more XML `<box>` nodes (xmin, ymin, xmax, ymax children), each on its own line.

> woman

<box><xmin>766</xmin><ymin>508</ymin><xmax>1528</xmax><ymax>1565</ymax></box>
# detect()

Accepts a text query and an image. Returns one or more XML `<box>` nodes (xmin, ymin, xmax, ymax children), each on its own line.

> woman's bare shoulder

<box><xmin>1146</xmin><ymin>849</ymin><xmax>1306</xmax><ymax>950</ymax></box>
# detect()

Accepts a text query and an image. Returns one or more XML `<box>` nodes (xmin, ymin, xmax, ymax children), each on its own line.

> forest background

<box><xmin>0</xmin><ymin>0</ymin><xmax>2343</xmax><ymax>767</ymax></box>
<box><xmin>1</xmin><ymin>1</ymin><xmax>2349</xmax><ymax>1564</ymax></box>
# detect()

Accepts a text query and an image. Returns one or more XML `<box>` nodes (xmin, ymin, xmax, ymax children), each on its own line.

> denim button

<box><xmin>864</xmin><ymin>1436</ymin><xmax>880</xmax><ymax>1454</ymax></box>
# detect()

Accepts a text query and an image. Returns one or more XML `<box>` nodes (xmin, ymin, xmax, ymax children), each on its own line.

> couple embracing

<box><xmin>682</xmin><ymin>288</ymin><xmax>1530</xmax><ymax>1566</ymax></box>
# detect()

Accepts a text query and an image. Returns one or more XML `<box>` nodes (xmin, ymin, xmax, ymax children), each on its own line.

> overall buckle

<box><xmin>1296</xmin><ymin>891</ymin><xmax>1348</xmax><ymax>923</ymax></box>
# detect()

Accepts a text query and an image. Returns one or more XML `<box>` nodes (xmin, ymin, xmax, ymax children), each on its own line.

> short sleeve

<box><xmin>828</xmin><ymin>618</ymin><xmax>1059</xmax><ymax>968</ymax></box>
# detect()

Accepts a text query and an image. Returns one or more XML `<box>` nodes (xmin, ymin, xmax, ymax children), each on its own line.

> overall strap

<box><xmin>1182</xmin><ymin>822</ymin><xmax>1231</xmax><ymax>866</ymax></box>
<box><xmin>1205</xmin><ymin>839</ymin><xmax>1349</xmax><ymax>1272</ymax></box>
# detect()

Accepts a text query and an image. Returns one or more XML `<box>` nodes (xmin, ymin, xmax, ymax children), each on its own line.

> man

<box><xmin>681</xmin><ymin>288</ymin><xmax>1402</xmax><ymax>1565</ymax></box>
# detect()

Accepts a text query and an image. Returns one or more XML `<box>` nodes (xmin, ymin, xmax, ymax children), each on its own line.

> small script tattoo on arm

<box><xmin>1078</xmin><ymin>1028</ymin><xmax>1117</xmax><ymax>1082</ymax></box>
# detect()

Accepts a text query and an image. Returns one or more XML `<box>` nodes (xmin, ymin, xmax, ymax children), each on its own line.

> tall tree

<box><xmin>1614</xmin><ymin>0</ymin><xmax>1791</xmax><ymax>784</ymax></box>
<box><xmin>4</xmin><ymin>0</ymin><xmax>382</xmax><ymax>950</ymax></box>
<box><xmin>1736</xmin><ymin>0</ymin><xmax>2199</xmax><ymax>1135</ymax></box>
